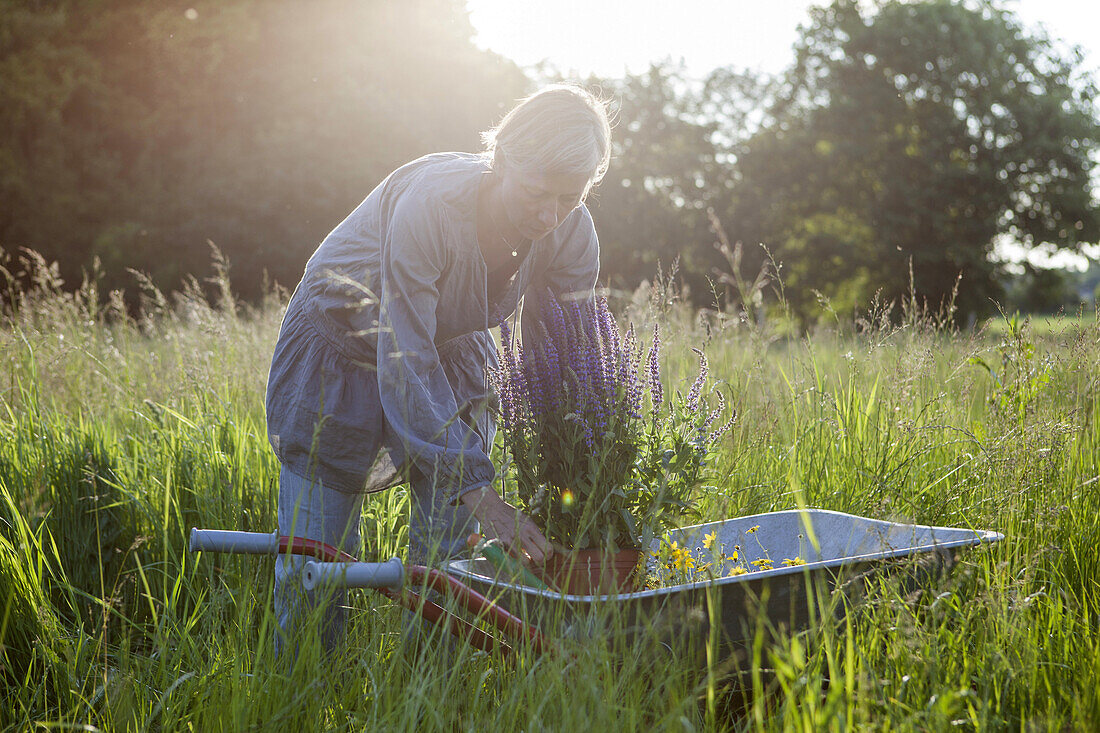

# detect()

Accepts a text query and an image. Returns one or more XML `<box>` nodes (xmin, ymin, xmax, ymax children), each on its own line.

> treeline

<box><xmin>1</xmin><ymin>0</ymin><xmax>527</xmax><ymax>302</ymax></box>
<box><xmin>589</xmin><ymin>0</ymin><xmax>1100</xmax><ymax>320</ymax></box>
<box><xmin>2</xmin><ymin>0</ymin><xmax>1098</xmax><ymax>322</ymax></box>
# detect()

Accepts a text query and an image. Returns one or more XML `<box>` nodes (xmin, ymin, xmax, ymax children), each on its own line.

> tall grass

<box><xmin>0</xmin><ymin>249</ymin><xmax>1097</xmax><ymax>730</ymax></box>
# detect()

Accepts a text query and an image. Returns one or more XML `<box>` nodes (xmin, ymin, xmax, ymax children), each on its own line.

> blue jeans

<box><xmin>273</xmin><ymin>465</ymin><xmax>478</xmax><ymax>655</ymax></box>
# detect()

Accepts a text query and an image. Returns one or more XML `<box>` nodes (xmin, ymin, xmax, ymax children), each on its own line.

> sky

<box><xmin>465</xmin><ymin>0</ymin><xmax>1100</xmax><ymax>80</ymax></box>
<box><xmin>466</xmin><ymin>0</ymin><xmax>1100</xmax><ymax>269</ymax></box>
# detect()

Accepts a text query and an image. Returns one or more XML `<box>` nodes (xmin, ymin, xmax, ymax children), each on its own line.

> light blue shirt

<box><xmin>265</xmin><ymin>153</ymin><xmax>600</xmax><ymax>500</ymax></box>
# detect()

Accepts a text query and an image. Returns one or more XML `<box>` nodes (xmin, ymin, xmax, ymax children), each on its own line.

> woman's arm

<box><xmin>376</xmin><ymin>197</ymin><xmax>496</xmax><ymax>502</ymax></box>
<box><xmin>377</xmin><ymin>196</ymin><xmax>552</xmax><ymax>563</ymax></box>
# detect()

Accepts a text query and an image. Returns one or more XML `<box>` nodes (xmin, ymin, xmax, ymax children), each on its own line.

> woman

<box><xmin>266</xmin><ymin>84</ymin><xmax>613</xmax><ymax>651</ymax></box>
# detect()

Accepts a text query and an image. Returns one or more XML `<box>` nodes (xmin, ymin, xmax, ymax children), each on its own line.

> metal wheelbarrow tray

<box><xmin>445</xmin><ymin>509</ymin><xmax>1004</xmax><ymax>657</ymax></box>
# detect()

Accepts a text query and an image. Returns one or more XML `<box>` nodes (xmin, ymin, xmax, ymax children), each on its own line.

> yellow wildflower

<box><xmin>702</xmin><ymin>531</ymin><xmax>718</xmax><ymax>550</ymax></box>
<box><xmin>781</xmin><ymin>557</ymin><xmax>805</xmax><ymax>567</ymax></box>
<box><xmin>747</xmin><ymin>525</ymin><xmax>760</xmax><ymax>534</ymax></box>
<box><xmin>727</xmin><ymin>567</ymin><xmax>748</xmax><ymax>577</ymax></box>
<box><xmin>669</xmin><ymin>544</ymin><xmax>695</xmax><ymax>573</ymax></box>
<box><xmin>750</xmin><ymin>558</ymin><xmax>773</xmax><ymax>569</ymax></box>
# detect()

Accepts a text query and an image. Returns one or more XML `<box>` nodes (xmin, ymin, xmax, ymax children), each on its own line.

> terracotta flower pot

<box><xmin>539</xmin><ymin>548</ymin><xmax>644</xmax><ymax>595</ymax></box>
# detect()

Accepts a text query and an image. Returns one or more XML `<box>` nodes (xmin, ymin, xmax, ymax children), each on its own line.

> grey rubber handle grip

<box><xmin>302</xmin><ymin>559</ymin><xmax>404</xmax><ymax>591</ymax></box>
<box><xmin>189</xmin><ymin>529</ymin><xmax>279</xmax><ymax>555</ymax></box>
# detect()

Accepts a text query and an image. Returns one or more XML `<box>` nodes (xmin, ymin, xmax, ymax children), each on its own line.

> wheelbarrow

<box><xmin>446</xmin><ymin>508</ymin><xmax>1004</xmax><ymax>658</ymax></box>
<box><xmin>190</xmin><ymin>508</ymin><xmax>1003</xmax><ymax>658</ymax></box>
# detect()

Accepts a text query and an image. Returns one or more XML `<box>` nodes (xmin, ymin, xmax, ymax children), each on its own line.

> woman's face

<box><xmin>498</xmin><ymin>168</ymin><xmax>592</xmax><ymax>241</ymax></box>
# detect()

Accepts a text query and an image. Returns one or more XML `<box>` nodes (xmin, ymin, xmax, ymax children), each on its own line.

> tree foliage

<box><xmin>720</xmin><ymin>0</ymin><xmax>1099</xmax><ymax>320</ymax></box>
<box><xmin>584</xmin><ymin>65</ymin><xmax>731</xmax><ymax>301</ymax></box>
<box><xmin>1002</xmin><ymin>263</ymin><xmax>1080</xmax><ymax>314</ymax></box>
<box><xmin>0</xmin><ymin>0</ymin><xmax>527</xmax><ymax>299</ymax></box>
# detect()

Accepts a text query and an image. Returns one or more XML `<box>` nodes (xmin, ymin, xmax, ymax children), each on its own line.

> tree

<box><xmin>584</xmin><ymin>64</ymin><xmax>730</xmax><ymax>301</ymax></box>
<box><xmin>0</xmin><ymin>0</ymin><xmax>528</xmax><ymax>299</ymax></box>
<box><xmin>720</xmin><ymin>0</ymin><xmax>1100</xmax><ymax>322</ymax></box>
<box><xmin>1003</xmin><ymin>262</ymin><xmax>1077</xmax><ymax>314</ymax></box>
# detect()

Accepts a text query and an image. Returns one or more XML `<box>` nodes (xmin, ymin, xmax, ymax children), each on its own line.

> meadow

<box><xmin>1</xmin><ymin>252</ymin><xmax>1097</xmax><ymax>731</ymax></box>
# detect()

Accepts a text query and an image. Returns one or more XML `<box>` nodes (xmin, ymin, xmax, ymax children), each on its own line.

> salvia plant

<box><xmin>495</xmin><ymin>292</ymin><xmax>734</xmax><ymax>552</ymax></box>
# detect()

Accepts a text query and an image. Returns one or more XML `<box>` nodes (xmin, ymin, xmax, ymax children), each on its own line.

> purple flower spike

<box><xmin>617</xmin><ymin>323</ymin><xmax>634</xmax><ymax>387</ymax></box>
<box><xmin>497</xmin><ymin>320</ymin><xmax>518</xmax><ymax>428</ymax></box>
<box><xmin>596</xmin><ymin>297</ymin><xmax>618</xmax><ymax>398</ymax></box>
<box><xmin>709</xmin><ymin>410</ymin><xmax>737</xmax><ymax>444</ymax></box>
<box><xmin>499</xmin><ymin>319</ymin><xmax>516</xmax><ymax>370</ymax></box>
<box><xmin>584</xmin><ymin>304</ymin><xmax>605</xmax><ymax>423</ymax></box>
<box><xmin>540</xmin><ymin>322</ymin><xmax>561</xmax><ymax>412</ymax></box>
<box><xmin>621</xmin><ymin>324</ymin><xmax>643</xmax><ymax>417</ymax></box>
<box><xmin>703</xmin><ymin>390</ymin><xmax>725</xmax><ymax>433</ymax></box>
<box><xmin>646</xmin><ymin>323</ymin><xmax>663</xmax><ymax>413</ymax></box>
<box><xmin>523</xmin><ymin>350</ymin><xmax>542</xmax><ymax>418</ymax></box>
<box><xmin>686</xmin><ymin>348</ymin><xmax>708</xmax><ymax>413</ymax></box>
<box><xmin>547</xmin><ymin>291</ymin><xmax>570</xmax><ymax>359</ymax></box>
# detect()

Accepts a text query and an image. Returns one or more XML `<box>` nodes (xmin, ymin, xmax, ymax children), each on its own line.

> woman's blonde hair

<box><xmin>482</xmin><ymin>84</ymin><xmax>613</xmax><ymax>191</ymax></box>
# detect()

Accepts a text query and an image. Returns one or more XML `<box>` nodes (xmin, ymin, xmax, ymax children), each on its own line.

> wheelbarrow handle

<box><xmin>303</xmin><ymin>558</ymin><xmax>404</xmax><ymax>590</ymax></box>
<box><xmin>189</xmin><ymin>528</ymin><xmax>404</xmax><ymax>589</ymax></box>
<box><xmin>189</xmin><ymin>528</ymin><xmax>278</xmax><ymax>555</ymax></box>
<box><xmin>188</xmin><ymin>528</ymin><xmax>547</xmax><ymax>654</ymax></box>
<box><xmin>188</xmin><ymin>528</ymin><xmax>358</xmax><ymax>563</ymax></box>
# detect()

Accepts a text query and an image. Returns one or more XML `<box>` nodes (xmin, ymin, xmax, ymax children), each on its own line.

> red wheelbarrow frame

<box><xmin>189</xmin><ymin>528</ymin><xmax>547</xmax><ymax>655</ymax></box>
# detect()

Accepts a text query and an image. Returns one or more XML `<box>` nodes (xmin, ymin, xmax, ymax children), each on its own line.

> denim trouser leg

<box><xmin>274</xmin><ymin>466</ymin><xmax>363</xmax><ymax>657</ymax></box>
<box><xmin>406</xmin><ymin>465</ymin><xmax>479</xmax><ymax>566</ymax></box>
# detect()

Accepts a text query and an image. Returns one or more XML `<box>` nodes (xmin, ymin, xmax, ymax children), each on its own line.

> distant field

<box><xmin>978</xmin><ymin>307</ymin><xmax>1098</xmax><ymax>336</ymax></box>
<box><xmin>1</xmin><ymin>269</ymin><xmax>1097</xmax><ymax>730</ymax></box>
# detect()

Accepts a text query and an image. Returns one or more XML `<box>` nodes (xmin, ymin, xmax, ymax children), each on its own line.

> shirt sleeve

<box><xmin>376</xmin><ymin>195</ymin><xmax>495</xmax><ymax>503</ymax></box>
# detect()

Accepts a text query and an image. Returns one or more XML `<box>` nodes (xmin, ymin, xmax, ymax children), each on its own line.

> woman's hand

<box><xmin>459</xmin><ymin>486</ymin><xmax>551</xmax><ymax>565</ymax></box>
